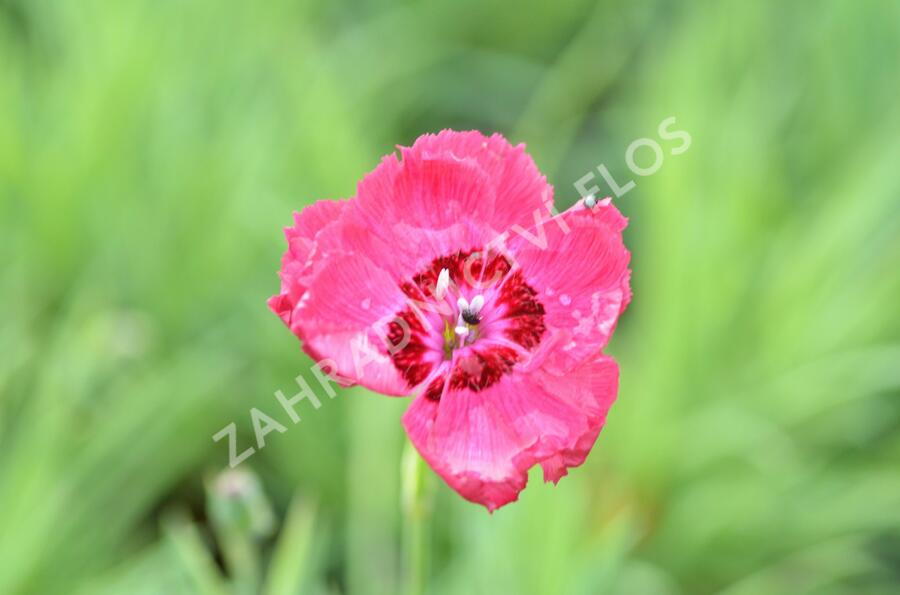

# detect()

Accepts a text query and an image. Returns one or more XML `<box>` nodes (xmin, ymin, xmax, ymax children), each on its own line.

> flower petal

<box><xmin>402</xmin><ymin>355</ymin><xmax>620</xmax><ymax>511</ymax></box>
<box><xmin>508</xmin><ymin>200</ymin><xmax>631</xmax><ymax>372</ymax></box>
<box><xmin>357</xmin><ymin>149</ymin><xmax>496</xmax><ymax>233</ymax></box>
<box><xmin>534</xmin><ymin>354</ymin><xmax>620</xmax><ymax>483</ymax></box>
<box><xmin>408</xmin><ymin>130</ymin><xmax>554</xmax><ymax>232</ymax></box>
<box><xmin>268</xmin><ymin>199</ymin><xmax>349</xmax><ymax>326</ymax></box>
<box><xmin>345</xmin><ymin>130</ymin><xmax>555</xmax><ymax>282</ymax></box>
<box><xmin>290</xmin><ymin>252</ymin><xmax>411</xmax><ymax>395</ymax></box>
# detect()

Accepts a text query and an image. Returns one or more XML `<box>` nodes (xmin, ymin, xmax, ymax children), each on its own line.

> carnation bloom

<box><xmin>269</xmin><ymin>130</ymin><xmax>631</xmax><ymax>511</ymax></box>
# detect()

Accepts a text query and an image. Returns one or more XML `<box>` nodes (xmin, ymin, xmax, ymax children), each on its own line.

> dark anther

<box><xmin>461</xmin><ymin>309</ymin><xmax>481</xmax><ymax>325</ymax></box>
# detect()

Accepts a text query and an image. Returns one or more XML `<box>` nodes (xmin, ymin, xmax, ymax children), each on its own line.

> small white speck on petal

<box><xmin>435</xmin><ymin>268</ymin><xmax>450</xmax><ymax>299</ymax></box>
<box><xmin>560</xmin><ymin>294</ymin><xmax>572</xmax><ymax>306</ymax></box>
<box><xmin>360</xmin><ymin>298</ymin><xmax>371</xmax><ymax>310</ymax></box>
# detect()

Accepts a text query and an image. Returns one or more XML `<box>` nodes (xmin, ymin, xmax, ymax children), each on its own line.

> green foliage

<box><xmin>1</xmin><ymin>0</ymin><xmax>898</xmax><ymax>593</ymax></box>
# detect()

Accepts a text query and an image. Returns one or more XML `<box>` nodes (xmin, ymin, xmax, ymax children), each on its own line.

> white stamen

<box><xmin>454</xmin><ymin>325</ymin><xmax>470</xmax><ymax>337</ymax></box>
<box><xmin>457</xmin><ymin>296</ymin><xmax>469</xmax><ymax>312</ymax></box>
<box><xmin>435</xmin><ymin>268</ymin><xmax>450</xmax><ymax>299</ymax></box>
<box><xmin>469</xmin><ymin>294</ymin><xmax>484</xmax><ymax>313</ymax></box>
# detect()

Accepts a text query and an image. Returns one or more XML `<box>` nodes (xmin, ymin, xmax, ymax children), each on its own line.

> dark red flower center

<box><xmin>385</xmin><ymin>248</ymin><xmax>545</xmax><ymax>400</ymax></box>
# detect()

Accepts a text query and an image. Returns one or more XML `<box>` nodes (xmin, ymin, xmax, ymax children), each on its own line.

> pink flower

<box><xmin>269</xmin><ymin>130</ymin><xmax>631</xmax><ymax>511</ymax></box>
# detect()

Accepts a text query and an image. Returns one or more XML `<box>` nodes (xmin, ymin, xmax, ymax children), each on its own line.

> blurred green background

<box><xmin>2</xmin><ymin>0</ymin><xmax>899</xmax><ymax>593</ymax></box>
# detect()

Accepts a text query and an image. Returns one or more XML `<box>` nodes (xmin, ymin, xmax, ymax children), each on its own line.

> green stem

<box><xmin>401</xmin><ymin>440</ymin><xmax>432</xmax><ymax>595</ymax></box>
<box><xmin>219</xmin><ymin>530</ymin><xmax>260</xmax><ymax>595</ymax></box>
